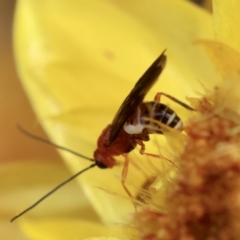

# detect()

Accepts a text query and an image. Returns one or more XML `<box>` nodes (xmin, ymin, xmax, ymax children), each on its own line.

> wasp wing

<box><xmin>107</xmin><ymin>50</ymin><xmax>167</xmax><ymax>145</ymax></box>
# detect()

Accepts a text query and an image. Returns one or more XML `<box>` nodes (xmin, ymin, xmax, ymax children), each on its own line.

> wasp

<box><xmin>11</xmin><ymin>50</ymin><xmax>194</xmax><ymax>222</ymax></box>
<box><xmin>94</xmin><ymin>50</ymin><xmax>193</xmax><ymax>194</ymax></box>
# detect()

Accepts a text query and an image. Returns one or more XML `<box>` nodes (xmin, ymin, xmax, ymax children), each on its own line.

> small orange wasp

<box><xmin>11</xmin><ymin>51</ymin><xmax>194</xmax><ymax>222</ymax></box>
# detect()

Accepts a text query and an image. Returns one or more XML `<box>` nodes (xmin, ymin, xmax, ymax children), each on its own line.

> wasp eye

<box><xmin>96</xmin><ymin>161</ymin><xmax>108</xmax><ymax>169</ymax></box>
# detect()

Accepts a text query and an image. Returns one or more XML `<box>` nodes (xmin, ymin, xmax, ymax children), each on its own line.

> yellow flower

<box><xmin>10</xmin><ymin>0</ymin><xmax>224</xmax><ymax>239</ymax></box>
<box><xmin>133</xmin><ymin>1</ymin><xmax>240</xmax><ymax>240</ymax></box>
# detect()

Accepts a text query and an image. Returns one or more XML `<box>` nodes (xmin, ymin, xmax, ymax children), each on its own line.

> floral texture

<box><xmin>133</xmin><ymin>1</ymin><xmax>240</xmax><ymax>239</ymax></box>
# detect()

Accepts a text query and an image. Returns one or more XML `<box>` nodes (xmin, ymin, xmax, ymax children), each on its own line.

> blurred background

<box><xmin>0</xmin><ymin>0</ymin><xmax>212</xmax><ymax>239</ymax></box>
<box><xmin>0</xmin><ymin>0</ymin><xmax>61</xmax><ymax>165</ymax></box>
<box><xmin>1</xmin><ymin>1</ymin><xmax>63</xmax><ymax>239</ymax></box>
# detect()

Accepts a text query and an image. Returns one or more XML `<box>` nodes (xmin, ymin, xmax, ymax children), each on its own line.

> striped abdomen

<box><xmin>124</xmin><ymin>101</ymin><xmax>183</xmax><ymax>135</ymax></box>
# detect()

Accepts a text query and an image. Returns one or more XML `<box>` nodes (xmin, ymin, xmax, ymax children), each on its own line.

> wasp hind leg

<box><xmin>133</xmin><ymin>128</ymin><xmax>157</xmax><ymax>157</ymax></box>
<box><xmin>121</xmin><ymin>154</ymin><xmax>138</xmax><ymax>209</ymax></box>
<box><xmin>135</xmin><ymin>139</ymin><xmax>160</xmax><ymax>158</ymax></box>
<box><xmin>121</xmin><ymin>153</ymin><xmax>156</xmax><ymax>209</ymax></box>
<box><xmin>121</xmin><ymin>154</ymin><xmax>131</xmax><ymax>195</ymax></box>
<box><xmin>154</xmin><ymin>92</ymin><xmax>195</xmax><ymax>111</ymax></box>
<box><xmin>135</xmin><ymin>138</ymin><xmax>174</xmax><ymax>165</ymax></box>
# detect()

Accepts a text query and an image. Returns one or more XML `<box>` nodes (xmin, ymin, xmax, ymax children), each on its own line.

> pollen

<box><xmin>133</xmin><ymin>78</ymin><xmax>240</xmax><ymax>240</ymax></box>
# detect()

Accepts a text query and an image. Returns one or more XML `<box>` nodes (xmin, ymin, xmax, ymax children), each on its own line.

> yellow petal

<box><xmin>212</xmin><ymin>0</ymin><xmax>240</xmax><ymax>53</ymax></box>
<box><xmin>196</xmin><ymin>40</ymin><xmax>240</xmax><ymax>80</ymax></box>
<box><xmin>3</xmin><ymin>160</ymin><xmax>104</xmax><ymax>238</ymax></box>
<box><xmin>20</xmin><ymin>218</ymin><xmax>131</xmax><ymax>240</ymax></box>
<box><xmin>2</xmin><ymin>160</ymin><xmax>98</xmax><ymax>221</ymax></box>
<box><xmin>14</xmin><ymin>0</ymin><xmax>218</xmax><ymax>223</ymax></box>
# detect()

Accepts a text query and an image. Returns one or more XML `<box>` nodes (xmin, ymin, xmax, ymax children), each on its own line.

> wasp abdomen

<box><xmin>124</xmin><ymin>102</ymin><xmax>183</xmax><ymax>135</ymax></box>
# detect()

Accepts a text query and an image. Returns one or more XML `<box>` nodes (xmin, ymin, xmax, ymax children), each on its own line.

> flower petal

<box><xmin>212</xmin><ymin>0</ymin><xmax>240</xmax><ymax>52</ymax></box>
<box><xmin>2</xmin><ymin>160</ymin><xmax>97</xmax><ymax>221</ymax></box>
<box><xmin>20</xmin><ymin>218</ymin><xmax>130</xmax><ymax>240</ymax></box>
<box><xmin>196</xmin><ymin>40</ymin><xmax>240</xmax><ymax>80</ymax></box>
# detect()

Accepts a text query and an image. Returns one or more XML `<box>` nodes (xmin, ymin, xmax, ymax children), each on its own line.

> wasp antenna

<box><xmin>10</xmin><ymin>163</ymin><xmax>96</xmax><ymax>222</ymax></box>
<box><xmin>17</xmin><ymin>124</ymin><xmax>95</xmax><ymax>162</ymax></box>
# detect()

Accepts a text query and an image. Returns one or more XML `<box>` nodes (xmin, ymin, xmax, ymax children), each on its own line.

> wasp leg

<box><xmin>135</xmin><ymin>139</ymin><xmax>175</xmax><ymax>165</ymax></box>
<box><xmin>135</xmin><ymin>139</ymin><xmax>145</xmax><ymax>155</ymax></box>
<box><xmin>135</xmin><ymin>139</ymin><xmax>159</xmax><ymax>158</ymax></box>
<box><xmin>141</xmin><ymin>127</ymin><xmax>150</xmax><ymax>141</ymax></box>
<box><xmin>121</xmin><ymin>154</ymin><xmax>135</xmax><ymax>201</ymax></box>
<box><xmin>154</xmin><ymin>92</ymin><xmax>195</xmax><ymax>111</ymax></box>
